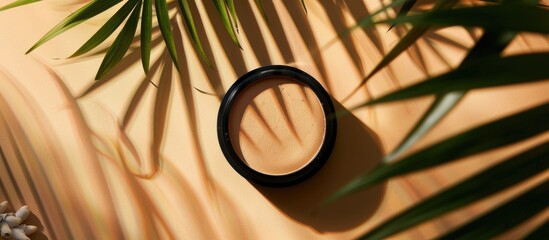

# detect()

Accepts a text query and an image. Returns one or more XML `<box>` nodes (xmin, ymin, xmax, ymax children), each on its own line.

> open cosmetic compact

<box><xmin>217</xmin><ymin>65</ymin><xmax>337</xmax><ymax>187</ymax></box>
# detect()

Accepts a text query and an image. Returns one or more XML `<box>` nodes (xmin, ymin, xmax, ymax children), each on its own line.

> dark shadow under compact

<box><xmin>217</xmin><ymin>65</ymin><xmax>337</xmax><ymax>187</ymax></box>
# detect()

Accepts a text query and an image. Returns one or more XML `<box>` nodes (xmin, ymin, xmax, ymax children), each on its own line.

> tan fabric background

<box><xmin>1</xmin><ymin>0</ymin><xmax>548</xmax><ymax>239</ymax></box>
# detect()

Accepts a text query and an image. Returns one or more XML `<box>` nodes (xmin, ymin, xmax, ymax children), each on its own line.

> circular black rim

<box><xmin>217</xmin><ymin>65</ymin><xmax>337</xmax><ymax>187</ymax></box>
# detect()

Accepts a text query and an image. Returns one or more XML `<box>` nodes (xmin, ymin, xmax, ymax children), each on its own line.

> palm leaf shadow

<box><xmin>318</xmin><ymin>0</ymin><xmax>368</xmax><ymax>77</ymax></box>
<box><xmin>44</xmin><ymin>62</ymin><xmax>183</xmax><ymax>239</ymax></box>
<box><xmin>122</xmin><ymin>56</ymin><xmax>164</xmax><ymax>129</ymax></box>
<box><xmin>150</xmin><ymin>52</ymin><xmax>173</xmax><ymax>178</ymax></box>
<box><xmin>0</xmin><ymin>63</ymin><xmax>177</xmax><ymax>239</ymax></box>
<box><xmin>0</xmin><ymin>108</ymin><xmax>65</xmax><ymax>240</ymax></box>
<box><xmin>235</xmin><ymin>1</ymin><xmax>275</xmax><ymax>67</ymax></box>
<box><xmin>281</xmin><ymin>0</ymin><xmax>332</xmax><ymax>91</ymax></box>
<box><xmin>0</xmin><ymin>68</ymin><xmax>72</xmax><ymax>240</ymax></box>
<box><xmin>172</xmin><ymin>23</ymin><xmax>218</xmax><ymax>192</ymax></box>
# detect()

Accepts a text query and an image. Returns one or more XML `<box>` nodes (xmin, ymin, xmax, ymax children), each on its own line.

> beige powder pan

<box><xmin>217</xmin><ymin>66</ymin><xmax>337</xmax><ymax>187</ymax></box>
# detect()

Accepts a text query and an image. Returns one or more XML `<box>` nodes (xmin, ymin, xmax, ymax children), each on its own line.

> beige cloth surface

<box><xmin>1</xmin><ymin>0</ymin><xmax>548</xmax><ymax>239</ymax></box>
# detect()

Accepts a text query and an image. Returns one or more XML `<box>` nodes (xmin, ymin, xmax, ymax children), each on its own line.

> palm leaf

<box><xmin>436</xmin><ymin>179</ymin><xmax>549</xmax><ymax>239</ymax></box>
<box><xmin>383</xmin><ymin>29</ymin><xmax>516</xmax><ymax>163</ymax></box>
<box><xmin>524</xmin><ymin>219</ymin><xmax>549</xmax><ymax>240</ymax></box>
<box><xmin>225</xmin><ymin>0</ymin><xmax>238</xmax><ymax>31</ymax></box>
<box><xmin>341</xmin><ymin>0</ymin><xmax>406</xmax><ymax>34</ymax></box>
<box><xmin>70</xmin><ymin>0</ymin><xmax>138</xmax><ymax>58</ymax></box>
<box><xmin>356</xmin><ymin>26</ymin><xmax>425</xmax><ymax>83</ymax></box>
<box><xmin>383</xmin><ymin>5</ymin><xmax>549</xmax><ymax>34</ymax></box>
<box><xmin>26</xmin><ymin>0</ymin><xmax>122</xmax><ymax>54</ymax></box>
<box><xmin>324</xmin><ymin>0</ymin><xmax>407</xmax><ymax>52</ymax></box>
<box><xmin>177</xmin><ymin>0</ymin><xmax>211</xmax><ymax>65</ymax></box>
<box><xmin>382</xmin><ymin>92</ymin><xmax>465</xmax><ymax>163</ymax></box>
<box><xmin>354</xmin><ymin>52</ymin><xmax>549</xmax><ymax>108</ymax></box>
<box><xmin>141</xmin><ymin>0</ymin><xmax>152</xmax><ymax>74</ymax></box>
<box><xmin>95</xmin><ymin>1</ymin><xmax>141</xmax><ymax>80</ymax></box>
<box><xmin>0</xmin><ymin>0</ymin><xmax>40</xmax><ymax>11</ymax></box>
<box><xmin>155</xmin><ymin>0</ymin><xmax>180</xmax><ymax>69</ymax></box>
<box><xmin>388</xmin><ymin>0</ymin><xmax>418</xmax><ymax>31</ymax></box>
<box><xmin>342</xmin><ymin>0</ymin><xmax>460</xmax><ymax>101</ymax></box>
<box><xmin>253</xmin><ymin>0</ymin><xmax>268</xmax><ymax>23</ymax></box>
<box><xmin>212</xmin><ymin>0</ymin><xmax>240</xmax><ymax>47</ymax></box>
<box><xmin>356</xmin><ymin>140</ymin><xmax>549</xmax><ymax>239</ymax></box>
<box><xmin>327</xmin><ymin>102</ymin><xmax>549</xmax><ymax>202</ymax></box>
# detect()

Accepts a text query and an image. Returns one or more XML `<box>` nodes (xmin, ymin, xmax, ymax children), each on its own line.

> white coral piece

<box><xmin>0</xmin><ymin>201</ymin><xmax>37</xmax><ymax>240</ymax></box>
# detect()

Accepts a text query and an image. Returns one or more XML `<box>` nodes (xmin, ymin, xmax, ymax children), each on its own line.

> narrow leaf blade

<box><xmin>342</xmin><ymin>0</ymin><xmax>459</xmax><ymax>100</ymax></box>
<box><xmin>70</xmin><ymin>0</ymin><xmax>138</xmax><ymax>58</ymax></box>
<box><xmin>95</xmin><ymin>1</ymin><xmax>141</xmax><ymax>80</ymax></box>
<box><xmin>358</xmin><ymin>140</ymin><xmax>549</xmax><ymax>239</ymax></box>
<box><xmin>384</xmin><ymin>29</ymin><xmax>516</xmax><ymax>163</ymax></box>
<box><xmin>212</xmin><ymin>0</ymin><xmax>240</xmax><ymax>47</ymax></box>
<box><xmin>141</xmin><ymin>0</ymin><xmax>153</xmax><ymax>73</ymax></box>
<box><xmin>524</xmin><ymin>219</ymin><xmax>549</xmax><ymax>240</ymax></box>
<box><xmin>327</xmin><ymin>0</ymin><xmax>407</xmax><ymax>50</ymax></box>
<box><xmin>358</xmin><ymin>53</ymin><xmax>549</xmax><ymax>107</ymax></box>
<box><xmin>384</xmin><ymin>5</ymin><xmax>549</xmax><ymax>34</ymax></box>
<box><xmin>329</xmin><ymin>102</ymin><xmax>549</xmax><ymax>202</ymax></box>
<box><xmin>27</xmin><ymin>0</ymin><xmax>122</xmax><ymax>53</ymax></box>
<box><xmin>177</xmin><ymin>0</ymin><xmax>211</xmax><ymax>65</ymax></box>
<box><xmin>253</xmin><ymin>0</ymin><xmax>268</xmax><ymax>23</ymax></box>
<box><xmin>383</xmin><ymin>92</ymin><xmax>465</xmax><ymax>163</ymax></box>
<box><xmin>0</xmin><ymin>0</ymin><xmax>40</xmax><ymax>11</ymax></box>
<box><xmin>254</xmin><ymin>0</ymin><xmax>269</xmax><ymax>24</ymax></box>
<box><xmin>225</xmin><ymin>0</ymin><xmax>238</xmax><ymax>31</ymax></box>
<box><xmin>155</xmin><ymin>0</ymin><xmax>180</xmax><ymax>69</ymax></box>
<box><xmin>388</xmin><ymin>0</ymin><xmax>418</xmax><ymax>31</ymax></box>
<box><xmin>437</xmin><ymin>179</ymin><xmax>549</xmax><ymax>239</ymax></box>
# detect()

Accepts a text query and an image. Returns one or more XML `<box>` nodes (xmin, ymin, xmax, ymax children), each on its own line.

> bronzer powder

<box><xmin>228</xmin><ymin>77</ymin><xmax>326</xmax><ymax>176</ymax></box>
<box><xmin>218</xmin><ymin>65</ymin><xmax>337</xmax><ymax>187</ymax></box>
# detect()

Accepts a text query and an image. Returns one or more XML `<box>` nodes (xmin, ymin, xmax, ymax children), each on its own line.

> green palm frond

<box><xmin>212</xmin><ymin>0</ymin><xmax>240</xmax><ymax>47</ymax></box>
<box><xmin>177</xmin><ymin>0</ymin><xmax>211</xmax><ymax>65</ymax></box>
<box><xmin>436</xmin><ymin>179</ymin><xmax>549</xmax><ymax>239</ymax></box>
<box><xmin>7</xmin><ymin>0</ymin><xmax>307</xmax><ymax>79</ymax></box>
<box><xmin>70</xmin><ymin>0</ymin><xmax>138</xmax><ymax>58</ymax></box>
<box><xmin>225</xmin><ymin>0</ymin><xmax>238</xmax><ymax>31</ymax></box>
<box><xmin>328</xmin><ymin>100</ymin><xmax>549</xmax><ymax>200</ymax></box>
<box><xmin>359</xmin><ymin>140</ymin><xmax>549</xmax><ymax>239</ymax></box>
<box><xmin>95</xmin><ymin>0</ymin><xmax>142</xmax><ymax>79</ymax></box>
<box><xmin>26</xmin><ymin>0</ymin><xmax>123</xmax><ymax>54</ymax></box>
<box><xmin>383</xmin><ymin>27</ymin><xmax>517</xmax><ymax>163</ymax></box>
<box><xmin>388</xmin><ymin>0</ymin><xmax>418</xmax><ymax>31</ymax></box>
<box><xmin>0</xmin><ymin>0</ymin><xmax>40</xmax><ymax>11</ymax></box>
<box><xmin>353</xmin><ymin>52</ymin><xmax>549</xmax><ymax>106</ymax></box>
<box><xmin>141</xmin><ymin>0</ymin><xmax>152</xmax><ymax>73</ymax></box>
<box><xmin>328</xmin><ymin>0</ymin><xmax>549</xmax><ymax>238</ymax></box>
<box><xmin>253</xmin><ymin>0</ymin><xmax>269</xmax><ymax>23</ymax></box>
<box><xmin>341</xmin><ymin>0</ymin><xmax>460</xmax><ymax>101</ymax></box>
<box><xmin>382</xmin><ymin>4</ymin><xmax>549</xmax><ymax>33</ymax></box>
<box><xmin>155</xmin><ymin>0</ymin><xmax>180</xmax><ymax>71</ymax></box>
